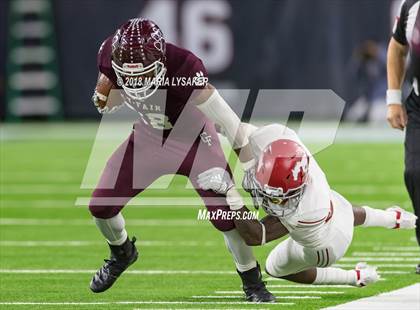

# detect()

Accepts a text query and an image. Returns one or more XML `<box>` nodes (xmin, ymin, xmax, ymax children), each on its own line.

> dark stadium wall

<box><xmin>9</xmin><ymin>0</ymin><xmax>395</xmax><ymax>119</ymax></box>
<box><xmin>0</xmin><ymin>0</ymin><xmax>8</xmax><ymax>120</ymax></box>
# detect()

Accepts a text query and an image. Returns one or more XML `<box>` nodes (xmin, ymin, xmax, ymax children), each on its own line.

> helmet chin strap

<box><xmin>262</xmin><ymin>198</ymin><xmax>299</xmax><ymax>218</ymax></box>
<box><xmin>260</xmin><ymin>186</ymin><xmax>306</xmax><ymax>218</ymax></box>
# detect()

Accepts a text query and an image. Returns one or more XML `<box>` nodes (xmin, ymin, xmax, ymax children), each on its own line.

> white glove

<box><xmin>197</xmin><ymin>167</ymin><xmax>234</xmax><ymax>195</ymax></box>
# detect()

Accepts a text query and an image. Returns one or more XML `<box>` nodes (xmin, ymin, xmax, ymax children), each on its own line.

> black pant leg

<box><xmin>404</xmin><ymin>92</ymin><xmax>420</xmax><ymax>246</ymax></box>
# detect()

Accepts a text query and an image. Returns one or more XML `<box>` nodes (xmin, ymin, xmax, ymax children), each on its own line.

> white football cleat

<box><xmin>354</xmin><ymin>262</ymin><xmax>379</xmax><ymax>287</ymax></box>
<box><xmin>386</xmin><ymin>206</ymin><xmax>417</xmax><ymax>229</ymax></box>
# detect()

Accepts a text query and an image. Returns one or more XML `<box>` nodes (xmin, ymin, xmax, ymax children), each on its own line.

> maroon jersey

<box><xmin>97</xmin><ymin>37</ymin><xmax>210</xmax><ymax>138</ymax></box>
<box><xmin>91</xmin><ymin>37</ymin><xmax>235</xmax><ymax>232</ymax></box>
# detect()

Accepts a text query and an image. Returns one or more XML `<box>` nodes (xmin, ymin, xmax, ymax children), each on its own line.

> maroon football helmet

<box><xmin>111</xmin><ymin>18</ymin><xmax>166</xmax><ymax>101</ymax></box>
<box><xmin>251</xmin><ymin>139</ymin><xmax>309</xmax><ymax>217</ymax></box>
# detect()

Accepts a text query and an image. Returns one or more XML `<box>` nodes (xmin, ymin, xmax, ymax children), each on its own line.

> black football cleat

<box><xmin>416</xmin><ymin>264</ymin><xmax>420</xmax><ymax>274</ymax></box>
<box><xmin>90</xmin><ymin>237</ymin><xmax>138</xmax><ymax>293</ymax></box>
<box><xmin>237</xmin><ymin>263</ymin><xmax>276</xmax><ymax>303</ymax></box>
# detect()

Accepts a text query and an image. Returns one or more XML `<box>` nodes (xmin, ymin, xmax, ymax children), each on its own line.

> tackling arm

<box><xmin>226</xmin><ymin>186</ymin><xmax>288</xmax><ymax>246</ymax></box>
<box><xmin>197</xmin><ymin>168</ymin><xmax>288</xmax><ymax>245</ymax></box>
<box><xmin>231</xmin><ymin>204</ymin><xmax>289</xmax><ymax>246</ymax></box>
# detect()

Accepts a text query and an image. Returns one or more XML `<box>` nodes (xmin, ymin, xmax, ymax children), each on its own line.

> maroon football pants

<box><xmin>89</xmin><ymin>123</ymin><xmax>235</xmax><ymax>232</ymax></box>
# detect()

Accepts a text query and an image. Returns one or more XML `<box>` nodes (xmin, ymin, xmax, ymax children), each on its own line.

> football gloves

<box><xmin>197</xmin><ymin>167</ymin><xmax>234</xmax><ymax>195</ymax></box>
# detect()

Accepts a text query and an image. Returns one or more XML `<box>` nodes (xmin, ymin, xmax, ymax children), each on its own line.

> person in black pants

<box><xmin>386</xmin><ymin>0</ymin><xmax>420</xmax><ymax>274</ymax></box>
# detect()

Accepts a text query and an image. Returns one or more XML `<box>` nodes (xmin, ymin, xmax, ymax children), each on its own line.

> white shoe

<box><xmin>354</xmin><ymin>262</ymin><xmax>379</xmax><ymax>287</ymax></box>
<box><xmin>386</xmin><ymin>206</ymin><xmax>417</xmax><ymax>229</ymax></box>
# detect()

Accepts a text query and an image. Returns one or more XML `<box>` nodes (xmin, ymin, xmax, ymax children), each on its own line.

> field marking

<box><xmin>1</xmin><ymin>185</ymin><xmax>406</xmax><ymax>197</ymax></box>
<box><xmin>340</xmin><ymin>257</ymin><xmax>418</xmax><ymax>262</ymax></box>
<box><xmin>352</xmin><ymin>242</ymin><xmax>417</xmax><ymax>247</ymax></box>
<box><xmin>1</xmin><ymin>198</ymin><xmax>409</xmax><ymax>209</ymax></box>
<box><xmin>0</xmin><ymin>240</ymin><xmax>218</xmax><ymax>247</ymax></box>
<box><xmin>132</xmin><ymin>308</ymin><xmax>273</xmax><ymax>310</ymax></box>
<box><xmin>192</xmin><ymin>296</ymin><xmax>321</xmax><ymax>300</ymax></box>
<box><xmin>333</xmin><ymin>264</ymin><xmax>414</xmax><ymax>268</ymax></box>
<box><xmin>0</xmin><ymin>199</ymin><xmax>199</xmax><ymax>209</ymax></box>
<box><xmin>0</xmin><ymin>199</ymin><xmax>77</xmax><ymax>209</ymax></box>
<box><xmin>0</xmin><ymin>218</ymin><xmax>203</xmax><ymax>227</ymax></box>
<box><xmin>215</xmin><ymin>291</ymin><xmax>344</xmax><ymax>295</ymax></box>
<box><xmin>374</xmin><ymin>246</ymin><xmax>419</xmax><ymax>251</ymax></box>
<box><xmin>0</xmin><ymin>267</ymin><xmax>414</xmax><ymax>275</ymax></box>
<box><xmin>0</xmin><ymin>301</ymin><xmax>293</xmax><ymax>306</ymax></box>
<box><xmin>0</xmin><ymin>123</ymin><xmax>405</xmax><ymax>143</ymax></box>
<box><xmin>323</xmin><ymin>283</ymin><xmax>420</xmax><ymax>310</ymax></box>
<box><xmin>0</xmin><ymin>269</ymin><xmax>240</xmax><ymax>275</ymax></box>
<box><xmin>132</xmin><ymin>309</ymin><xmax>273</xmax><ymax>310</ymax></box>
<box><xmin>351</xmin><ymin>252</ymin><xmax>420</xmax><ymax>257</ymax></box>
<box><xmin>266</xmin><ymin>283</ymin><xmax>355</xmax><ymax>288</ymax></box>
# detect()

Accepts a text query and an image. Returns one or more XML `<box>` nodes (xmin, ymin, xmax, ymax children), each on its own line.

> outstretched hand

<box><xmin>197</xmin><ymin>167</ymin><xmax>234</xmax><ymax>195</ymax></box>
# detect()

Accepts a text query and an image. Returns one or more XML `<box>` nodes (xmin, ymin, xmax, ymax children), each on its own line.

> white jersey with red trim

<box><xmin>247</xmin><ymin>123</ymin><xmax>335</xmax><ymax>248</ymax></box>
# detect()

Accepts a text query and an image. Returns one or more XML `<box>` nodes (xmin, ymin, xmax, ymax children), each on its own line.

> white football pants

<box><xmin>265</xmin><ymin>191</ymin><xmax>354</xmax><ymax>277</ymax></box>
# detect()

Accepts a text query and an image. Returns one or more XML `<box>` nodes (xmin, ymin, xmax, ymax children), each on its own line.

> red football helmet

<box><xmin>111</xmin><ymin>18</ymin><xmax>166</xmax><ymax>101</ymax></box>
<box><xmin>251</xmin><ymin>139</ymin><xmax>309</xmax><ymax>217</ymax></box>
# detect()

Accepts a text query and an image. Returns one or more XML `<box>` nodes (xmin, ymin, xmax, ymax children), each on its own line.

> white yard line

<box><xmin>340</xmin><ymin>257</ymin><xmax>418</xmax><ymax>262</ymax></box>
<box><xmin>0</xmin><ymin>240</ymin><xmax>218</xmax><ymax>247</ymax></box>
<box><xmin>0</xmin><ymin>123</ymin><xmax>404</xmax><ymax>142</ymax></box>
<box><xmin>266</xmin><ymin>284</ymin><xmax>355</xmax><ymax>288</ymax></box>
<box><xmin>192</xmin><ymin>296</ymin><xmax>321</xmax><ymax>299</ymax></box>
<box><xmin>0</xmin><ymin>200</ymin><xmax>199</xmax><ymax>209</ymax></box>
<box><xmin>351</xmin><ymin>252</ymin><xmax>420</xmax><ymax>257</ymax></box>
<box><xmin>74</xmin><ymin>196</ymin><xmax>260</xmax><ymax>206</ymax></box>
<box><xmin>0</xmin><ymin>267</ymin><xmax>413</xmax><ymax>276</ymax></box>
<box><xmin>1</xmin><ymin>185</ymin><xmax>406</xmax><ymax>197</ymax></box>
<box><xmin>0</xmin><ymin>301</ymin><xmax>292</xmax><ymax>306</ymax></box>
<box><xmin>0</xmin><ymin>269</ymin><xmax>238</xmax><ymax>275</ymax></box>
<box><xmin>322</xmin><ymin>283</ymin><xmax>420</xmax><ymax>310</ymax></box>
<box><xmin>1</xmin><ymin>198</ymin><xmax>408</xmax><ymax>209</ymax></box>
<box><xmin>351</xmin><ymin>242</ymin><xmax>417</xmax><ymax>247</ymax></box>
<box><xmin>215</xmin><ymin>291</ymin><xmax>343</xmax><ymax>295</ymax></box>
<box><xmin>374</xmin><ymin>246</ymin><xmax>419</xmax><ymax>251</ymax></box>
<box><xmin>0</xmin><ymin>218</ymin><xmax>202</xmax><ymax>226</ymax></box>
<box><xmin>0</xmin><ymin>199</ymin><xmax>76</xmax><ymax>208</ymax></box>
<box><xmin>132</xmin><ymin>308</ymin><xmax>272</xmax><ymax>310</ymax></box>
<box><xmin>333</xmin><ymin>263</ymin><xmax>414</xmax><ymax>268</ymax></box>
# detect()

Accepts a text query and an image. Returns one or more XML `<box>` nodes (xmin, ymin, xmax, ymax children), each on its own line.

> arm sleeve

<box><xmin>392</xmin><ymin>0</ymin><xmax>409</xmax><ymax>45</ymax></box>
<box><xmin>196</xmin><ymin>90</ymin><xmax>250</xmax><ymax>148</ymax></box>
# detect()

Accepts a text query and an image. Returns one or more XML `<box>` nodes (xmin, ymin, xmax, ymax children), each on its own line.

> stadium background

<box><xmin>0</xmin><ymin>0</ymin><xmax>402</xmax><ymax>120</ymax></box>
<box><xmin>1</xmin><ymin>0</ymin><xmax>419</xmax><ymax>309</ymax></box>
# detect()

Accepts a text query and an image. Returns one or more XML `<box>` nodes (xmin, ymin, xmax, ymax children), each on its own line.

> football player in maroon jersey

<box><xmin>88</xmin><ymin>18</ymin><xmax>275</xmax><ymax>302</ymax></box>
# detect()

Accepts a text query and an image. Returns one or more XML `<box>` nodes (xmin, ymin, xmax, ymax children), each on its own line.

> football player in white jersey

<box><xmin>198</xmin><ymin>123</ymin><xmax>417</xmax><ymax>287</ymax></box>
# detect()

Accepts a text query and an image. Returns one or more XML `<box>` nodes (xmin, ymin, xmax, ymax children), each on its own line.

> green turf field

<box><xmin>0</xmin><ymin>123</ymin><xmax>419</xmax><ymax>309</ymax></box>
